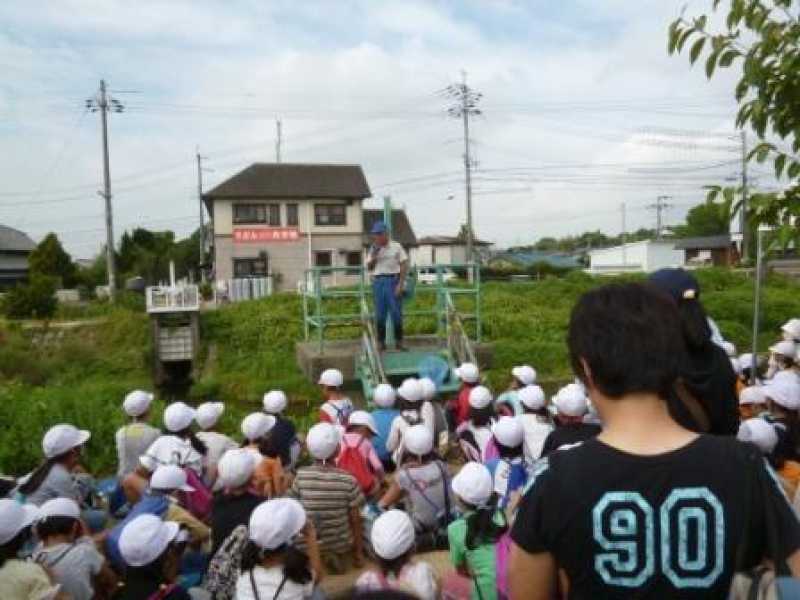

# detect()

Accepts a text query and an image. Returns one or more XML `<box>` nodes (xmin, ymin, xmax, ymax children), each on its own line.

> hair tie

<box><xmin>682</xmin><ymin>289</ymin><xmax>697</xmax><ymax>300</ymax></box>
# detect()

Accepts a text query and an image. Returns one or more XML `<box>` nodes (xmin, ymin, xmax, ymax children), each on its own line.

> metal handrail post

<box><xmin>475</xmin><ymin>263</ymin><xmax>482</xmax><ymax>342</ymax></box>
<box><xmin>315</xmin><ymin>269</ymin><xmax>323</xmax><ymax>352</ymax></box>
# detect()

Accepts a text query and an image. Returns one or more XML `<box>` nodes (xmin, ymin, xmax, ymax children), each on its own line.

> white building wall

<box><xmin>589</xmin><ymin>241</ymin><xmax>682</xmax><ymax>274</ymax></box>
<box><xmin>644</xmin><ymin>242</ymin><xmax>685</xmax><ymax>272</ymax></box>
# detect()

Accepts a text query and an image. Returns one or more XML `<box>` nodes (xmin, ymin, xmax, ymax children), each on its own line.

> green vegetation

<box><xmin>0</xmin><ymin>269</ymin><xmax>798</xmax><ymax>476</ymax></box>
<box><xmin>1</xmin><ymin>275</ymin><xmax>58</xmax><ymax>319</ymax></box>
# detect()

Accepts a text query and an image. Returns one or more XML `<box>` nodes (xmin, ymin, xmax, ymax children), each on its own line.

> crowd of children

<box><xmin>2</xmin><ymin>270</ymin><xmax>800</xmax><ymax>599</ymax></box>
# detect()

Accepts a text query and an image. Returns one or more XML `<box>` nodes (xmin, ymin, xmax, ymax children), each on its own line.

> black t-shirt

<box><xmin>512</xmin><ymin>435</ymin><xmax>800</xmax><ymax>599</ymax></box>
<box><xmin>211</xmin><ymin>492</ymin><xmax>263</xmax><ymax>554</ymax></box>
<box><xmin>540</xmin><ymin>423</ymin><xmax>601</xmax><ymax>457</ymax></box>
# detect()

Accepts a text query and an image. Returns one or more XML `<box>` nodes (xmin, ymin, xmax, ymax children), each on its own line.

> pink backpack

<box><xmin>179</xmin><ymin>467</ymin><xmax>213</xmax><ymax>521</ymax></box>
<box><xmin>495</xmin><ymin>530</ymin><xmax>513</xmax><ymax>597</ymax></box>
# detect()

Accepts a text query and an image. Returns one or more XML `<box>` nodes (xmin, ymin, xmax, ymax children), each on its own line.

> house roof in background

<box><xmin>203</xmin><ymin>163</ymin><xmax>371</xmax><ymax>207</ymax></box>
<box><xmin>673</xmin><ymin>234</ymin><xmax>732</xmax><ymax>250</ymax></box>
<box><xmin>490</xmin><ymin>250</ymin><xmax>581</xmax><ymax>269</ymax></box>
<box><xmin>363</xmin><ymin>209</ymin><xmax>418</xmax><ymax>247</ymax></box>
<box><xmin>417</xmin><ymin>234</ymin><xmax>492</xmax><ymax>247</ymax></box>
<box><xmin>0</xmin><ymin>224</ymin><xmax>36</xmax><ymax>253</ymax></box>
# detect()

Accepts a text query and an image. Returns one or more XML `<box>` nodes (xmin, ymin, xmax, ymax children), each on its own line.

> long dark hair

<box><xmin>240</xmin><ymin>541</ymin><xmax>312</xmax><ymax>585</ymax></box>
<box><xmin>523</xmin><ymin>405</ymin><xmax>552</xmax><ymax>421</ymax></box>
<box><xmin>469</xmin><ymin>404</ymin><xmax>495</xmax><ymax>428</ymax></box>
<box><xmin>0</xmin><ymin>531</ymin><xmax>27</xmax><ymax>568</ymax></box>
<box><xmin>173</xmin><ymin>427</ymin><xmax>207</xmax><ymax>456</ymax></box>
<box><xmin>465</xmin><ymin>496</ymin><xmax>507</xmax><ymax>551</ymax></box>
<box><xmin>496</xmin><ymin>441</ymin><xmax>522</xmax><ymax>460</ymax></box>
<box><xmin>676</xmin><ymin>298</ymin><xmax>712</xmax><ymax>352</ymax></box>
<box><xmin>376</xmin><ymin>550</ymin><xmax>412</xmax><ymax>578</ymax></box>
<box><xmin>18</xmin><ymin>450</ymin><xmax>71</xmax><ymax>496</ymax></box>
<box><xmin>258</xmin><ymin>434</ymin><xmax>281</xmax><ymax>460</ymax></box>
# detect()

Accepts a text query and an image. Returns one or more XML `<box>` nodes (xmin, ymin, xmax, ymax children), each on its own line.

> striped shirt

<box><xmin>289</xmin><ymin>464</ymin><xmax>364</xmax><ymax>554</ymax></box>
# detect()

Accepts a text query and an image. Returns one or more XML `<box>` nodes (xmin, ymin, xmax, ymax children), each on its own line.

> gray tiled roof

<box><xmin>673</xmin><ymin>234</ymin><xmax>732</xmax><ymax>250</ymax></box>
<box><xmin>0</xmin><ymin>224</ymin><xmax>35</xmax><ymax>252</ymax></box>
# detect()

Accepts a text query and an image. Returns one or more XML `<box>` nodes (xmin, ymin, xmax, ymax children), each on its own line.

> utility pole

<box><xmin>621</xmin><ymin>202</ymin><xmax>628</xmax><ymax>267</ymax></box>
<box><xmin>86</xmin><ymin>80</ymin><xmax>123</xmax><ymax>301</ymax></box>
<box><xmin>196</xmin><ymin>149</ymin><xmax>207</xmax><ymax>277</ymax></box>
<box><xmin>276</xmin><ymin>119</ymin><xmax>282</xmax><ymax>163</ymax></box>
<box><xmin>647</xmin><ymin>195</ymin><xmax>673</xmax><ymax>240</ymax></box>
<box><xmin>444</xmin><ymin>71</ymin><xmax>482</xmax><ymax>263</ymax></box>
<box><xmin>740</xmin><ymin>130</ymin><xmax>749</xmax><ymax>262</ymax></box>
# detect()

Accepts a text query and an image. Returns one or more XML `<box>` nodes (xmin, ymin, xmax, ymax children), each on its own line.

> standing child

<box><xmin>337</xmin><ymin>411</ymin><xmax>385</xmax><ymax>499</ymax></box>
<box><xmin>485</xmin><ymin>417</ymin><xmax>528</xmax><ymax>510</ymax></box>
<box><xmin>419</xmin><ymin>377</ymin><xmax>449</xmax><ymax>453</ymax></box>
<box><xmin>450</xmin><ymin>363</ymin><xmax>480</xmax><ymax>428</ymax></box>
<box><xmin>540</xmin><ymin>383</ymin><xmax>600</xmax><ymax>456</ymax></box>
<box><xmin>370</xmin><ymin>383</ymin><xmax>401</xmax><ymax>471</ymax></box>
<box><xmin>387</xmin><ymin>378</ymin><xmax>425</xmax><ymax>466</ymax></box>
<box><xmin>241</xmin><ymin>413</ymin><xmax>285</xmax><ymax>498</ymax></box>
<box><xmin>263</xmin><ymin>390</ymin><xmax>300</xmax><ymax>469</ymax></box>
<box><xmin>496</xmin><ymin>365</ymin><xmax>537</xmax><ymax>417</ymax></box>
<box><xmin>356</xmin><ymin>510</ymin><xmax>438</xmax><ymax>599</ymax></box>
<box><xmin>116</xmin><ymin>390</ymin><xmax>160</xmax><ymax>479</ymax></box>
<box><xmin>210</xmin><ymin>449</ymin><xmax>262</xmax><ymax>555</ymax></box>
<box><xmin>516</xmin><ymin>385</ymin><xmax>554</xmax><ymax>463</ymax></box>
<box><xmin>447</xmin><ymin>462</ymin><xmax>507</xmax><ymax>600</ymax></box>
<box><xmin>317</xmin><ymin>369</ymin><xmax>354</xmax><ymax>429</ymax></box>
<box><xmin>456</xmin><ymin>386</ymin><xmax>496</xmax><ymax>463</ymax></box>
<box><xmin>290</xmin><ymin>423</ymin><xmax>365</xmax><ymax>575</ymax></box>
<box><xmin>195</xmin><ymin>402</ymin><xmax>237</xmax><ymax>491</ymax></box>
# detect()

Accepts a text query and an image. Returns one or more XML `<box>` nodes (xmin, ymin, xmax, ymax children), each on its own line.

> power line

<box><xmin>647</xmin><ymin>195</ymin><xmax>673</xmax><ymax>239</ymax></box>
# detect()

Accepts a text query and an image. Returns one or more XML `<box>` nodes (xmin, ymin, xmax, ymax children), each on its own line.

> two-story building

<box><xmin>0</xmin><ymin>224</ymin><xmax>36</xmax><ymax>290</ymax></box>
<box><xmin>204</xmin><ymin>163</ymin><xmax>376</xmax><ymax>292</ymax></box>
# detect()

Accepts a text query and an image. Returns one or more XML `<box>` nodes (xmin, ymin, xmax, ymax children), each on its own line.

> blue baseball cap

<box><xmin>370</xmin><ymin>221</ymin><xmax>388</xmax><ymax>235</ymax></box>
<box><xmin>648</xmin><ymin>268</ymin><xmax>700</xmax><ymax>302</ymax></box>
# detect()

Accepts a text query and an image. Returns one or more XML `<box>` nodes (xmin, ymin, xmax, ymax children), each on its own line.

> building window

<box><xmin>314</xmin><ymin>204</ymin><xmax>347</xmax><ymax>226</ymax></box>
<box><xmin>233</xmin><ymin>204</ymin><xmax>266</xmax><ymax>224</ymax></box>
<box><xmin>233</xmin><ymin>257</ymin><xmax>268</xmax><ymax>278</ymax></box>
<box><xmin>346</xmin><ymin>251</ymin><xmax>362</xmax><ymax>267</ymax></box>
<box><xmin>314</xmin><ymin>251</ymin><xmax>332</xmax><ymax>267</ymax></box>
<box><xmin>286</xmin><ymin>203</ymin><xmax>299</xmax><ymax>227</ymax></box>
<box><xmin>267</xmin><ymin>204</ymin><xmax>280</xmax><ymax>226</ymax></box>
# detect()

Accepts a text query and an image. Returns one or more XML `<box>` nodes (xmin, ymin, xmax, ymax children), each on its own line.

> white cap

<box><xmin>373</xmin><ymin>384</ymin><xmax>396</xmax><ymax>408</ymax></box>
<box><xmin>455</xmin><ymin>362</ymin><xmax>480</xmax><ymax>384</ymax></box>
<box><xmin>770</xmin><ymin>340</ymin><xmax>797</xmax><ymax>359</ymax></box>
<box><xmin>123</xmin><ymin>390</ymin><xmax>154</xmax><ymax>417</ymax></box>
<box><xmin>0</xmin><ymin>499</ymin><xmax>40</xmax><ymax>544</ymax></box>
<box><xmin>452</xmin><ymin>462</ymin><xmax>493</xmax><ymax>508</ymax></box>
<box><xmin>782</xmin><ymin>318</ymin><xmax>800</xmax><ymax>340</ymax></box>
<box><xmin>518</xmin><ymin>385</ymin><xmax>546</xmax><ymax>410</ymax></box>
<box><xmin>554</xmin><ymin>384</ymin><xmax>588</xmax><ymax>417</ymax></box>
<box><xmin>739</xmin><ymin>386</ymin><xmax>767</xmax><ymax>406</ymax></box>
<box><xmin>371</xmin><ymin>509</ymin><xmax>415</xmax><ymax>560</ymax></box>
<box><xmin>318</xmin><ymin>368</ymin><xmax>344</xmax><ymax>387</ymax></box>
<box><xmin>737</xmin><ymin>418</ymin><xmax>779</xmax><ymax>454</ymax></box>
<box><xmin>151</xmin><ymin>465</ymin><xmax>195</xmax><ymax>492</ymax></box>
<box><xmin>492</xmin><ymin>417</ymin><xmax>524</xmax><ymax>448</ymax></box>
<box><xmin>739</xmin><ymin>353</ymin><xmax>755</xmax><ymax>370</ymax></box>
<box><xmin>306</xmin><ymin>422</ymin><xmax>340</xmax><ymax>460</ymax></box>
<box><xmin>42</xmin><ymin>424</ymin><xmax>91</xmax><ymax>459</ymax></box>
<box><xmin>419</xmin><ymin>377</ymin><xmax>437</xmax><ymax>401</ymax></box>
<box><xmin>249</xmin><ymin>498</ymin><xmax>306</xmax><ymax>550</ymax></box>
<box><xmin>468</xmin><ymin>385</ymin><xmax>493</xmax><ymax>410</ymax></box>
<box><xmin>262</xmin><ymin>390</ymin><xmax>288</xmax><ymax>414</ymax></box>
<box><xmin>397</xmin><ymin>378</ymin><xmax>423</xmax><ymax>403</ymax></box>
<box><xmin>217</xmin><ymin>448</ymin><xmax>257</xmax><ymax>489</ymax></box>
<box><xmin>348</xmin><ymin>411</ymin><xmax>378</xmax><ymax>434</ymax></box>
<box><xmin>766</xmin><ymin>379</ymin><xmax>800</xmax><ymax>410</ymax></box>
<box><xmin>195</xmin><ymin>402</ymin><xmax>224</xmax><ymax>430</ymax></box>
<box><xmin>119</xmin><ymin>514</ymin><xmax>180</xmax><ymax>567</ymax></box>
<box><xmin>404</xmin><ymin>424</ymin><xmax>433</xmax><ymax>456</ymax></box>
<box><xmin>241</xmin><ymin>413</ymin><xmax>276</xmax><ymax>442</ymax></box>
<box><xmin>511</xmin><ymin>365</ymin><xmax>537</xmax><ymax>386</ymax></box>
<box><xmin>163</xmin><ymin>402</ymin><xmax>196</xmax><ymax>433</ymax></box>
<box><xmin>721</xmin><ymin>341</ymin><xmax>737</xmax><ymax>357</ymax></box>
<box><xmin>730</xmin><ymin>357</ymin><xmax>742</xmax><ymax>375</ymax></box>
<box><xmin>38</xmin><ymin>497</ymin><xmax>81</xmax><ymax>521</ymax></box>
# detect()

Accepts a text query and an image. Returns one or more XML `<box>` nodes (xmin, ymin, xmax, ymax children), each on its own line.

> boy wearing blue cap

<box><xmin>367</xmin><ymin>220</ymin><xmax>409</xmax><ymax>351</ymax></box>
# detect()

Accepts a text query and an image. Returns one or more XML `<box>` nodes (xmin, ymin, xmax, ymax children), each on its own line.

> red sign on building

<box><xmin>233</xmin><ymin>228</ymin><xmax>301</xmax><ymax>243</ymax></box>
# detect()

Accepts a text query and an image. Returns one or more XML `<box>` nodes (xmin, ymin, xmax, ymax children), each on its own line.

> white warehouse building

<box><xmin>588</xmin><ymin>240</ymin><xmax>684</xmax><ymax>275</ymax></box>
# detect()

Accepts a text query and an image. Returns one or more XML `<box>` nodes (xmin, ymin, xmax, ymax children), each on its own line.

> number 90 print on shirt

<box><xmin>592</xmin><ymin>488</ymin><xmax>724</xmax><ymax>589</ymax></box>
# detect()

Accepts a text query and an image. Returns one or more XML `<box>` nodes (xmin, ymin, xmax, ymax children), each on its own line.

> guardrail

<box><xmin>146</xmin><ymin>285</ymin><xmax>200</xmax><ymax>313</ymax></box>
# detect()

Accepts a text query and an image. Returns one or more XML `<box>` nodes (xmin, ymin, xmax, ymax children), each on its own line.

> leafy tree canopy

<box><xmin>28</xmin><ymin>233</ymin><xmax>76</xmax><ymax>287</ymax></box>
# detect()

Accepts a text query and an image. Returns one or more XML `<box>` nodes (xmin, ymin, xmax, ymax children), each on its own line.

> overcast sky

<box><xmin>0</xmin><ymin>0</ymin><xmax>773</xmax><ymax>258</ymax></box>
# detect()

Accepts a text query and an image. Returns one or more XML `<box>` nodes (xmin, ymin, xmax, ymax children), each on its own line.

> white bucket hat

<box><xmin>123</xmin><ymin>390</ymin><xmax>154</xmax><ymax>418</ymax></box>
<box><xmin>318</xmin><ymin>368</ymin><xmax>344</xmax><ymax>387</ymax></box>
<box><xmin>739</xmin><ymin>386</ymin><xmax>767</xmax><ymax>406</ymax></box>
<box><xmin>0</xmin><ymin>499</ymin><xmax>40</xmax><ymax>544</ymax></box>
<box><xmin>195</xmin><ymin>402</ymin><xmax>225</xmax><ymax>430</ymax></box>
<box><xmin>371</xmin><ymin>510</ymin><xmax>415</xmax><ymax>560</ymax></box>
<box><xmin>419</xmin><ymin>377</ymin><xmax>438</xmax><ymax>401</ymax></box>
<box><xmin>782</xmin><ymin>318</ymin><xmax>800</xmax><ymax>341</ymax></box>
<box><xmin>42</xmin><ymin>424</ymin><xmax>91</xmax><ymax>459</ymax></box>
<box><xmin>348</xmin><ymin>411</ymin><xmax>378</xmax><ymax>435</ymax></box>
<box><xmin>249</xmin><ymin>498</ymin><xmax>306</xmax><ymax>550</ymax></box>
<box><xmin>737</xmin><ymin>418</ymin><xmax>779</xmax><ymax>454</ymax></box>
<box><xmin>217</xmin><ymin>448</ymin><xmax>257</xmax><ymax>489</ymax></box>
<box><xmin>404</xmin><ymin>424</ymin><xmax>433</xmax><ymax>456</ymax></box>
<box><xmin>766</xmin><ymin>379</ymin><xmax>800</xmax><ymax>410</ymax></box>
<box><xmin>397</xmin><ymin>378</ymin><xmax>423</xmax><ymax>403</ymax></box>
<box><xmin>306</xmin><ymin>422</ymin><xmax>340</xmax><ymax>460</ymax></box>
<box><xmin>770</xmin><ymin>340</ymin><xmax>797</xmax><ymax>360</ymax></box>
<box><xmin>518</xmin><ymin>385</ymin><xmax>546</xmax><ymax>410</ymax></box>
<box><xmin>263</xmin><ymin>390</ymin><xmax>288</xmax><ymax>414</ymax></box>
<box><xmin>455</xmin><ymin>362</ymin><xmax>480</xmax><ymax>384</ymax></box>
<box><xmin>511</xmin><ymin>365</ymin><xmax>537</xmax><ymax>386</ymax></box>
<box><xmin>241</xmin><ymin>413</ymin><xmax>276</xmax><ymax>442</ymax></box>
<box><xmin>492</xmin><ymin>416</ymin><xmax>524</xmax><ymax>448</ymax></box>
<box><xmin>163</xmin><ymin>402</ymin><xmax>196</xmax><ymax>433</ymax></box>
<box><xmin>452</xmin><ymin>462</ymin><xmax>493</xmax><ymax>508</ymax></box>
<box><xmin>151</xmin><ymin>465</ymin><xmax>195</xmax><ymax>493</ymax></box>
<box><xmin>38</xmin><ymin>497</ymin><xmax>81</xmax><ymax>521</ymax></box>
<box><xmin>373</xmin><ymin>383</ymin><xmax>396</xmax><ymax>409</ymax></box>
<box><xmin>554</xmin><ymin>384</ymin><xmax>588</xmax><ymax>417</ymax></box>
<box><xmin>119</xmin><ymin>514</ymin><xmax>180</xmax><ymax>567</ymax></box>
<box><xmin>468</xmin><ymin>385</ymin><xmax>493</xmax><ymax>410</ymax></box>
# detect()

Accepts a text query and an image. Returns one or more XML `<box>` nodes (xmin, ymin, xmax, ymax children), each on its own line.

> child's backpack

<box><xmin>322</xmin><ymin>401</ymin><xmax>351</xmax><ymax>427</ymax></box>
<box><xmin>501</xmin><ymin>460</ymin><xmax>529</xmax><ymax>508</ymax></box>
<box><xmin>106</xmin><ymin>493</ymin><xmax>170</xmax><ymax>570</ymax></box>
<box><xmin>179</xmin><ymin>467</ymin><xmax>213</xmax><ymax>522</ymax></box>
<box><xmin>336</xmin><ymin>436</ymin><xmax>376</xmax><ymax>495</ymax></box>
<box><xmin>203</xmin><ymin>524</ymin><xmax>249</xmax><ymax>600</ymax></box>
<box><xmin>495</xmin><ymin>530</ymin><xmax>513</xmax><ymax>598</ymax></box>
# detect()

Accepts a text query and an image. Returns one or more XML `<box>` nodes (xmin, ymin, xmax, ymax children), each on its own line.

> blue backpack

<box><xmin>105</xmin><ymin>492</ymin><xmax>170</xmax><ymax>570</ymax></box>
<box><xmin>489</xmin><ymin>458</ymin><xmax>528</xmax><ymax>508</ymax></box>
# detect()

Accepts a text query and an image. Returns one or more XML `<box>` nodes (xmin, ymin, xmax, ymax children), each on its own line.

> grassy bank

<box><xmin>1</xmin><ymin>268</ymin><xmax>798</xmax><ymax>475</ymax></box>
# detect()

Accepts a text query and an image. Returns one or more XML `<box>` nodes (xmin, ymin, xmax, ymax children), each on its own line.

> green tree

<box><xmin>668</xmin><ymin>0</ymin><xmax>800</xmax><ymax>247</ymax></box>
<box><xmin>672</xmin><ymin>202</ymin><xmax>731</xmax><ymax>237</ymax></box>
<box><xmin>1</xmin><ymin>275</ymin><xmax>58</xmax><ymax>319</ymax></box>
<box><xmin>28</xmin><ymin>233</ymin><xmax>76</xmax><ymax>288</ymax></box>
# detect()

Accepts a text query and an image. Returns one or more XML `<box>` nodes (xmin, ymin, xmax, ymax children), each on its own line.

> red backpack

<box><xmin>336</xmin><ymin>436</ymin><xmax>376</xmax><ymax>495</ymax></box>
<box><xmin>179</xmin><ymin>467</ymin><xmax>213</xmax><ymax>522</ymax></box>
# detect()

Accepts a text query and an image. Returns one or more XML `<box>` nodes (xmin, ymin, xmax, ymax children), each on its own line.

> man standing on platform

<box><xmin>367</xmin><ymin>221</ymin><xmax>409</xmax><ymax>352</ymax></box>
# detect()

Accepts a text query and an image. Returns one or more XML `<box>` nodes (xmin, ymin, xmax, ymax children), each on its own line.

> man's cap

<box><xmin>241</xmin><ymin>413</ymin><xmax>276</xmax><ymax>442</ymax></box>
<box><xmin>0</xmin><ymin>499</ymin><xmax>40</xmax><ymax>544</ymax></box>
<box><xmin>318</xmin><ymin>368</ymin><xmax>344</xmax><ymax>387</ymax></box>
<box><xmin>492</xmin><ymin>416</ymin><xmax>524</xmax><ymax>448</ymax></box>
<box><xmin>217</xmin><ymin>448</ymin><xmax>257</xmax><ymax>489</ymax></box>
<box><xmin>151</xmin><ymin>465</ymin><xmax>195</xmax><ymax>492</ymax></box>
<box><xmin>518</xmin><ymin>385</ymin><xmax>546</xmax><ymax>410</ymax></box>
<box><xmin>249</xmin><ymin>498</ymin><xmax>306</xmax><ymax>551</ymax></box>
<box><xmin>370</xmin><ymin>221</ymin><xmax>388</xmax><ymax>235</ymax></box>
<box><xmin>123</xmin><ymin>390</ymin><xmax>154</xmax><ymax>417</ymax></box>
<box><xmin>262</xmin><ymin>390</ymin><xmax>288</xmax><ymax>414</ymax></box>
<box><xmin>371</xmin><ymin>510</ymin><xmax>415</xmax><ymax>560</ymax></box>
<box><xmin>419</xmin><ymin>377</ymin><xmax>437</xmax><ymax>401</ymax></box>
<box><xmin>42</xmin><ymin>424</ymin><xmax>91</xmax><ymax>459</ymax></box>
<box><xmin>404</xmin><ymin>424</ymin><xmax>433</xmax><ymax>456</ymax></box>
<box><xmin>554</xmin><ymin>383</ymin><xmax>588</xmax><ymax>417</ymax></box>
<box><xmin>739</xmin><ymin>386</ymin><xmax>767</xmax><ymax>406</ymax></box>
<box><xmin>348</xmin><ymin>410</ymin><xmax>378</xmax><ymax>435</ymax></box>
<box><xmin>455</xmin><ymin>362</ymin><xmax>480</xmax><ymax>384</ymax></box>
<box><xmin>38</xmin><ymin>497</ymin><xmax>81</xmax><ymax>521</ymax></box>
<box><xmin>119</xmin><ymin>514</ymin><xmax>180</xmax><ymax>567</ymax></box>
<box><xmin>468</xmin><ymin>385</ymin><xmax>493</xmax><ymax>410</ymax></box>
<box><xmin>511</xmin><ymin>365</ymin><xmax>537</xmax><ymax>386</ymax></box>
<box><xmin>373</xmin><ymin>383</ymin><xmax>396</xmax><ymax>408</ymax></box>
<box><xmin>648</xmin><ymin>268</ymin><xmax>700</xmax><ymax>302</ymax></box>
<box><xmin>397</xmin><ymin>378</ymin><xmax>423</xmax><ymax>403</ymax></box>
<box><xmin>452</xmin><ymin>462</ymin><xmax>493</xmax><ymax>508</ymax></box>
<box><xmin>195</xmin><ymin>402</ymin><xmax>225</xmax><ymax>430</ymax></box>
<box><xmin>737</xmin><ymin>418</ymin><xmax>779</xmax><ymax>454</ymax></box>
<box><xmin>163</xmin><ymin>402</ymin><xmax>196</xmax><ymax>433</ymax></box>
<box><xmin>306</xmin><ymin>422</ymin><xmax>340</xmax><ymax>460</ymax></box>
